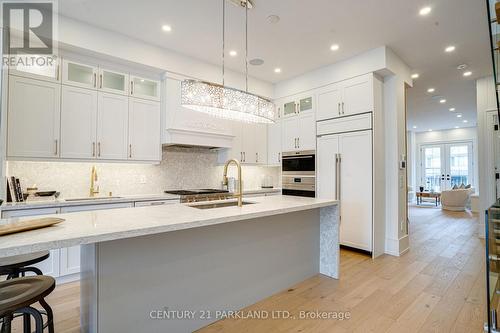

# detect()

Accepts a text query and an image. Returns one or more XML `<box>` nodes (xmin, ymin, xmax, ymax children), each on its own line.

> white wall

<box><xmin>477</xmin><ymin>76</ymin><xmax>499</xmax><ymax>237</ymax></box>
<box><xmin>410</xmin><ymin>127</ymin><xmax>479</xmax><ymax>191</ymax></box>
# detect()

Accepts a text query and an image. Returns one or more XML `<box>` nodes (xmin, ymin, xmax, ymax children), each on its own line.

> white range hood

<box><xmin>163</xmin><ymin>78</ymin><xmax>234</xmax><ymax>149</ymax></box>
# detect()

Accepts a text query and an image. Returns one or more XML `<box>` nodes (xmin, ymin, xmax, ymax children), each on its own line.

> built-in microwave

<box><xmin>281</xmin><ymin>150</ymin><xmax>315</xmax><ymax>197</ymax></box>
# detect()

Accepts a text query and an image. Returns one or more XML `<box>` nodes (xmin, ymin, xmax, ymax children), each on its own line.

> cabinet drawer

<box><xmin>317</xmin><ymin>113</ymin><xmax>372</xmax><ymax>136</ymax></box>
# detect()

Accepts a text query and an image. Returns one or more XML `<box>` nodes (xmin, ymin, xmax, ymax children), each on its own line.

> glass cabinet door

<box><xmin>99</xmin><ymin>69</ymin><xmax>128</xmax><ymax>95</ymax></box>
<box><xmin>63</xmin><ymin>60</ymin><xmax>97</xmax><ymax>89</ymax></box>
<box><xmin>299</xmin><ymin>97</ymin><xmax>313</xmax><ymax>113</ymax></box>
<box><xmin>10</xmin><ymin>55</ymin><xmax>60</xmax><ymax>82</ymax></box>
<box><xmin>130</xmin><ymin>76</ymin><xmax>160</xmax><ymax>101</ymax></box>
<box><xmin>283</xmin><ymin>101</ymin><xmax>297</xmax><ymax>117</ymax></box>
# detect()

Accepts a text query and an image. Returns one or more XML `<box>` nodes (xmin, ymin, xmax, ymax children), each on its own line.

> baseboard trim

<box><xmin>385</xmin><ymin>235</ymin><xmax>409</xmax><ymax>257</ymax></box>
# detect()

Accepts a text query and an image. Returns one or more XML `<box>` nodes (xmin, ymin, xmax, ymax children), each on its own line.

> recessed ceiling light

<box><xmin>427</xmin><ymin>88</ymin><xmax>435</xmax><ymax>93</ymax></box>
<box><xmin>463</xmin><ymin>120</ymin><xmax>468</xmax><ymax>123</ymax></box>
<box><xmin>413</xmin><ymin>125</ymin><xmax>418</xmax><ymax>129</ymax></box>
<box><xmin>439</xmin><ymin>99</ymin><xmax>446</xmax><ymax>104</ymax></box>
<box><xmin>330</xmin><ymin>44</ymin><xmax>340</xmax><ymax>51</ymax></box>
<box><xmin>445</xmin><ymin>46</ymin><xmax>456</xmax><ymax>53</ymax></box>
<box><xmin>463</xmin><ymin>71</ymin><xmax>472</xmax><ymax>77</ymax></box>
<box><xmin>411</xmin><ymin>73</ymin><xmax>419</xmax><ymax>79</ymax></box>
<box><xmin>161</xmin><ymin>25</ymin><xmax>172</xmax><ymax>32</ymax></box>
<box><xmin>229</xmin><ymin>50</ymin><xmax>237</xmax><ymax>57</ymax></box>
<box><xmin>267</xmin><ymin>15</ymin><xmax>280</xmax><ymax>24</ymax></box>
<box><xmin>449</xmin><ymin>108</ymin><xmax>456</xmax><ymax>112</ymax></box>
<box><xmin>419</xmin><ymin>6</ymin><xmax>432</xmax><ymax>16</ymax></box>
<box><xmin>274</xmin><ymin>68</ymin><xmax>282</xmax><ymax>73</ymax></box>
<box><xmin>428</xmin><ymin>129</ymin><xmax>433</xmax><ymax>132</ymax></box>
<box><xmin>455</xmin><ymin>126</ymin><xmax>460</xmax><ymax>129</ymax></box>
<box><xmin>249</xmin><ymin>58</ymin><xmax>264</xmax><ymax>66</ymax></box>
<box><xmin>457</xmin><ymin>64</ymin><xmax>468</xmax><ymax>70</ymax></box>
<box><xmin>457</xmin><ymin>114</ymin><xmax>463</xmax><ymax>118</ymax></box>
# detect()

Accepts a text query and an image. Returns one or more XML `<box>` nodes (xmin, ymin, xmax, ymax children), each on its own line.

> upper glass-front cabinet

<box><xmin>99</xmin><ymin>69</ymin><xmax>129</xmax><ymax>95</ymax></box>
<box><xmin>283</xmin><ymin>101</ymin><xmax>297</xmax><ymax>117</ymax></box>
<box><xmin>283</xmin><ymin>96</ymin><xmax>314</xmax><ymax>118</ymax></box>
<box><xmin>130</xmin><ymin>76</ymin><xmax>160</xmax><ymax>101</ymax></box>
<box><xmin>299</xmin><ymin>97</ymin><xmax>313</xmax><ymax>112</ymax></box>
<box><xmin>63</xmin><ymin>60</ymin><xmax>98</xmax><ymax>89</ymax></box>
<box><xmin>10</xmin><ymin>55</ymin><xmax>61</xmax><ymax>82</ymax></box>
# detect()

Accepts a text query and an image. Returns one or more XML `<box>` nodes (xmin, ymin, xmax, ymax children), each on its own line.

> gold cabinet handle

<box><xmin>93</xmin><ymin>73</ymin><xmax>97</xmax><ymax>88</ymax></box>
<box><xmin>98</xmin><ymin>142</ymin><xmax>101</xmax><ymax>157</ymax></box>
<box><xmin>92</xmin><ymin>142</ymin><xmax>96</xmax><ymax>157</ymax></box>
<box><xmin>129</xmin><ymin>144</ymin><xmax>132</xmax><ymax>158</ymax></box>
<box><xmin>99</xmin><ymin>74</ymin><xmax>103</xmax><ymax>89</ymax></box>
<box><xmin>56</xmin><ymin>63</ymin><xmax>60</xmax><ymax>81</ymax></box>
<box><xmin>54</xmin><ymin>139</ymin><xmax>58</xmax><ymax>156</ymax></box>
<box><xmin>130</xmin><ymin>81</ymin><xmax>134</xmax><ymax>95</ymax></box>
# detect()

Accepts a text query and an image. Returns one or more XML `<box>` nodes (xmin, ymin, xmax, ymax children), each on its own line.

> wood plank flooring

<box><xmin>8</xmin><ymin>206</ymin><xmax>486</xmax><ymax>332</ymax></box>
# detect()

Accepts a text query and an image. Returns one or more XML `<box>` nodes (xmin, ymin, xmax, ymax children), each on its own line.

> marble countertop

<box><xmin>0</xmin><ymin>193</ymin><xmax>182</xmax><ymax>211</ymax></box>
<box><xmin>0</xmin><ymin>195</ymin><xmax>337</xmax><ymax>257</ymax></box>
<box><xmin>0</xmin><ymin>188</ymin><xmax>281</xmax><ymax>212</ymax></box>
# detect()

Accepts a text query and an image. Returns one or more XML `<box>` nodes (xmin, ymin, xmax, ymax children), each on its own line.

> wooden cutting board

<box><xmin>0</xmin><ymin>217</ymin><xmax>64</xmax><ymax>236</ymax></box>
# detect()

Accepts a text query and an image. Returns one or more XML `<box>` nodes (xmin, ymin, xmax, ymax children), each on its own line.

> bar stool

<box><xmin>0</xmin><ymin>276</ymin><xmax>55</xmax><ymax>333</ymax></box>
<box><xmin>0</xmin><ymin>251</ymin><xmax>50</xmax><ymax>280</ymax></box>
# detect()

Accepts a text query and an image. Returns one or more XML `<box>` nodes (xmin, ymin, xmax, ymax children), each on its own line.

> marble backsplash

<box><xmin>6</xmin><ymin>147</ymin><xmax>281</xmax><ymax>198</ymax></box>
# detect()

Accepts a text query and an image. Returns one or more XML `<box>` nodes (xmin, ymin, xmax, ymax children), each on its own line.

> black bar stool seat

<box><xmin>0</xmin><ymin>276</ymin><xmax>55</xmax><ymax>333</ymax></box>
<box><xmin>0</xmin><ymin>251</ymin><xmax>50</xmax><ymax>278</ymax></box>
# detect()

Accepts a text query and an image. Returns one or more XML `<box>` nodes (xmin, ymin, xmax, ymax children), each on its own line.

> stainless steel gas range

<box><xmin>164</xmin><ymin>189</ymin><xmax>232</xmax><ymax>203</ymax></box>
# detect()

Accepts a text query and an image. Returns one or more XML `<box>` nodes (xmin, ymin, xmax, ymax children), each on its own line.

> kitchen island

<box><xmin>0</xmin><ymin>195</ymin><xmax>339</xmax><ymax>333</ymax></box>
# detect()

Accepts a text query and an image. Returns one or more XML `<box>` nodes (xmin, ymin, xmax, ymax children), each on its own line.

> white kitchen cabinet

<box><xmin>62</xmin><ymin>59</ymin><xmax>98</xmax><ymax>89</ymax></box>
<box><xmin>317</xmin><ymin>130</ymin><xmax>373</xmax><ymax>252</ymax></box>
<box><xmin>61</xmin><ymin>86</ymin><xmax>98</xmax><ymax>159</ymax></box>
<box><xmin>218</xmin><ymin>122</ymin><xmax>267</xmax><ymax>164</ymax></box>
<box><xmin>282</xmin><ymin>111</ymin><xmax>315</xmax><ymax>152</ymax></box>
<box><xmin>98</xmin><ymin>68</ymin><xmax>129</xmax><ymax>95</ymax></box>
<box><xmin>7</xmin><ymin>76</ymin><xmax>61</xmax><ymax>158</ymax></box>
<box><xmin>1</xmin><ymin>208</ymin><xmax>61</xmax><ymax>278</ymax></box>
<box><xmin>130</xmin><ymin>76</ymin><xmax>160</xmax><ymax>101</ymax></box>
<box><xmin>316</xmin><ymin>74</ymin><xmax>374</xmax><ymax>121</ymax></box>
<box><xmin>128</xmin><ymin>98</ymin><xmax>161</xmax><ymax>161</ymax></box>
<box><xmin>316</xmin><ymin>83</ymin><xmax>342</xmax><ymax>121</ymax></box>
<box><xmin>267</xmin><ymin>120</ymin><xmax>282</xmax><ymax>165</ymax></box>
<box><xmin>297</xmin><ymin>111</ymin><xmax>316</xmax><ymax>150</ymax></box>
<box><xmin>255</xmin><ymin>124</ymin><xmax>268</xmax><ymax>164</ymax></box>
<box><xmin>281</xmin><ymin>95</ymin><xmax>313</xmax><ymax>118</ymax></box>
<box><xmin>97</xmin><ymin>92</ymin><xmax>129</xmax><ymax>160</ymax></box>
<box><xmin>9</xmin><ymin>56</ymin><xmax>61</xmax><ymax>82</ymax></box>
<box><xmin>342</xmin><ymin>74</ymin><xmax>373</xmax><ymax>117</ymax></box>
<box><xmin>282</xmin><ymin>117</ymin><xmax>299</xmax><ymax>152</ymax></box>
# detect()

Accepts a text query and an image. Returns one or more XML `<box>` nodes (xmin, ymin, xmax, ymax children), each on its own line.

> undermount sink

<box><xmin>65</xmin><ymin>196</ymin><xmax>123</xmax><ymax>202</ymax></box>
<box><xmin>188</xmin><ymin>201</ymin><xmax>255</xmax><ymax>209</ymax></box>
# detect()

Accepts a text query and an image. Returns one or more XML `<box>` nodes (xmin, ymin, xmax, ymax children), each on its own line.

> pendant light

<box><xmin>181</xmin><ymin>0</ymin><xmax>276</xmax><ymax>124</ymax></box>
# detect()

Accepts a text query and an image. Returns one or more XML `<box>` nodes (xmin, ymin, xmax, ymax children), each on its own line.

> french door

<box><xmin>420</xmin><ymin>142</ymin><xmax>474</xmax><ymax>192</ymax></box>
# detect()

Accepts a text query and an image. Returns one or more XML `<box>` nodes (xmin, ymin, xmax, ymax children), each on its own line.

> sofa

<box><xmin>441</xmin><ymin>188</ymin><xmax>473</xmax><ymax>211</ymax></box>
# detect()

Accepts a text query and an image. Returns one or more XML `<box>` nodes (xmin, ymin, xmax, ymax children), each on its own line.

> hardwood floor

<box><xmin>9</xmin><ymin>206</ymin><xmax>486</xmax><ymax>332</ymax></box>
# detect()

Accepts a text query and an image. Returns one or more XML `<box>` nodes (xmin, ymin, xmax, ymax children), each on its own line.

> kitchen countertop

<box><xmin>0</xmin><ymin>188</ymin><xmax>282</xmax><ymax>212</ymax></box>
<box><xmin>0</xmin><ymin>195</ymin><xmax>336</xmax><ymax>257</ymax></box>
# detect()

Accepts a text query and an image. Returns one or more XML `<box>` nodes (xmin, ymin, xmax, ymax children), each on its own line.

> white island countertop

<box><xmin>0</xmin><ymin>195</ymin><xmax>337</xmax><ymax>257</ymax></box>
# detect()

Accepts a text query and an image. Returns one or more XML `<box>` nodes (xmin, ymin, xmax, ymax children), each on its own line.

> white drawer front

<box><xmin>317</xmin><ymin>113</ymin><xmax>372</xmax><ymax>136</ymax></box>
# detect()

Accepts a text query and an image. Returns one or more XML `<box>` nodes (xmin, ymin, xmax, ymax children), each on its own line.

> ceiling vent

<box><xmin>228</xmin><ymin>0</ymin><xmax>254</xmax><ymax>9</ymax></box>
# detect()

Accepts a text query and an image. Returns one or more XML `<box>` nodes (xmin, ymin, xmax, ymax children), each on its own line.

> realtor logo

<box><xmin>2</xmin><ymin>2</ymin><xmax>53</xmax><ymax>55</ymax></box>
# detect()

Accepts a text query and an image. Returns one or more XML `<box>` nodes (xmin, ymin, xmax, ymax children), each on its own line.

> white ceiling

<box><xmin>59</xmin><ymin>0</ymin><xmax>492</xmax><ymax>131</ymax></box>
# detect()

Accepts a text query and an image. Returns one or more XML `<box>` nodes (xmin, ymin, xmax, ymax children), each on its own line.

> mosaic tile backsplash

<box><xmin>6</xmin><ymin>147</ymin><xmax>281</xmax><ymax>198</ymax></box>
